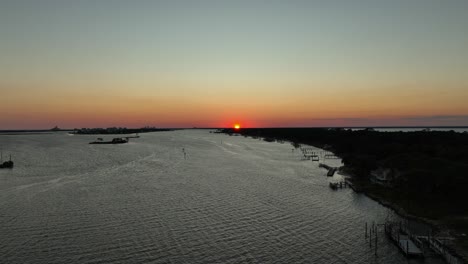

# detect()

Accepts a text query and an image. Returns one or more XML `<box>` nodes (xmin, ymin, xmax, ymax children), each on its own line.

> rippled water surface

<box><xmin>0</xmin><ymin>130</ymin><xmax>444</xmax><ymax>263</ymax></box>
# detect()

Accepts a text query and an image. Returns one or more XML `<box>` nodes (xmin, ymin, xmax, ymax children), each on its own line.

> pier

<box><xmin>318</xmin><ymin>163</ymin><xmax>339</xmax><ymax>176</ymax></box>
<box><xmin>323</xmin><ymin>151</ymin><xmax>339</xmax><ymax>159</ymax></box>
<box><xmin>384</xmin><ymin>222</ymin><xmax>423</xmax><ymax>257</ymax></box>
<box><xmin>298</xmin><ymin>149</ymin><xmax>341</xmax><ymax>162</ymax></box>
<box><xmin>414</xmin><ymin>236</ymin><xmax>465</xmax><ymax>264</ymax></box>
<box><xmin>300</xmin><ymin>147</ymin><xmax>320</xmax><ymax>161</ymax></box>
<box><xmin>329</xmin><ymin>180</ymin><xmax>348</xmax><ymax>190</ymax></box>
<box><xmin>361</xmin><ymin>220</ymin><xmax>466</xmax><ymax>262</ymax></box>
<box><xmin>327</xmin><ymin>167</ymin><xmax>337</xmax><ymax>176</ymax></box>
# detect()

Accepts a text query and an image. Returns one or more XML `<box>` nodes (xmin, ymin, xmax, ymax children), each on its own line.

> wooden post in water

<box><xmin>365</xmin><ymin>222</ymin><xmax>368</xmax><ymax>238</ymax></box>
<box><xmin>375</xmin><ymin>229</ymin><xmax>378</xmax><ymax>256</ymax></box>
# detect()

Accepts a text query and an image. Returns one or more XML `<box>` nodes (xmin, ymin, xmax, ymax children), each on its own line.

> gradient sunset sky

<box><xmin>1</xmin><ymin>0</ymin><xmax>468</xmax><ymax>129</ymax></box>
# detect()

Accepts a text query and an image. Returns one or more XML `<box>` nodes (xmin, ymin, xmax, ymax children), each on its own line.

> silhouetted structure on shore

<box><xmin>71</xmin><ymin>127</ymin><xmax>172</xmax><ymax>135</ymax></box>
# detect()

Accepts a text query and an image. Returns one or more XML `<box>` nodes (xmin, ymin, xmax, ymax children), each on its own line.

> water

<box><xmin>0</xmin><ymin>130</ymin><xmax>444</xmax><ymax>263</ymax></box>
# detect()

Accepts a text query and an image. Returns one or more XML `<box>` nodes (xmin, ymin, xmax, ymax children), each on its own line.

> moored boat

<box><xmin>0</xmin><ymin>153</ymin><xmax>14</xmax><ymax>169</ymax></box>
<box><xmin>89</xmin><ymin>138</ymin><xmax>128</xmax><ymax>144</ymax></box>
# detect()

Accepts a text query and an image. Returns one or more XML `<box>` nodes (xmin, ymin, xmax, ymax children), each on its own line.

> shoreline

<box><xmin>345</xmin><ymin>174</ymin><xmax>467</xmax><ymax>263</ymax></box>
<box><xmin>223</xmin><ymin>129</ymin><xmax>467</xmax><ymax>263</ymax></box>
<box><xmin>342</xmin><ymin>171</ymin><xmax>438</xmax><ymax>224</ymax></box>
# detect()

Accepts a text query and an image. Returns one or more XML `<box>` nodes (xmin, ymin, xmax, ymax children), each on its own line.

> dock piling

<box><xmin>365</xmin><ymin>222</ymin><xmax>368</xmax><ymax>238</ymax></box>
<box><xmin>375</xmin><ymin>229</ymin><xmax>378</xmax><ymax>256</ymax></box>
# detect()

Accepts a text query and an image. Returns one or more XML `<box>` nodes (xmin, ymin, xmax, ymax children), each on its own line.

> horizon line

<box><xmin>2</xmin><ymin>125</ymin><xmax>468</xmax><ymax>132</ymax></box>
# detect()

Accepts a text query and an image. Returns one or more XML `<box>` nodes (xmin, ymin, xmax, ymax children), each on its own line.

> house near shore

<box><xmin>370</xmin><ymin>168</ymin><xmax>399</xmax><ymax>187</ymax></box>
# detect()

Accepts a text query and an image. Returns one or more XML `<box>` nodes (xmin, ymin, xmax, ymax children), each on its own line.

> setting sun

<box><xmin>234</xmin><ymin>124</ymin><xmax>241</xmax><ymax>130</ymax></box>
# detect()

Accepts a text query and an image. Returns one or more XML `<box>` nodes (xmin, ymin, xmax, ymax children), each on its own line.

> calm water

<box><xmin>0</xmin><ymin>130</ymin><xmax>444</xmax><ymax>263</ymax></box>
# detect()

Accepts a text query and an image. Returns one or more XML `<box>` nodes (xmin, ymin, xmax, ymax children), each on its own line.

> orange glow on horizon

<box><xmin>2</xmin><ymin>81</ymin><xmax>468</xmax><ymax>129</ymax></box>
<box><xmin>234</xmin><ymin>124</ymin><xmax>241</xmax><ymax>130</ymax></box>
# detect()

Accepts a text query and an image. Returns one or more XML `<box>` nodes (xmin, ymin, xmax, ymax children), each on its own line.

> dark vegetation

<box><xmin>71</xmin><ymin>127</ymin><xmax>173</xmax><ymax>135</ymax></box>
<box><xmin>221</xmin><ymin>128</ymin><xmax>468</xmax><ymax>251</ymax></box>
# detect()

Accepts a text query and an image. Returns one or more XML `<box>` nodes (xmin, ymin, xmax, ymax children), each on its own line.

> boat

<box><xmin>0</xmin><ymin>160</ymin><xmax>14</xmax><ymax>169</ymax></box>
<box><xmin>89</xmin><ymin>138</ymin><xmax>128</xmax><ymax>144</ymax></box>
<box><xmin>0</xmin><ymin>153</ymin><xmax>14</xmax><ymax>169</ymax></box>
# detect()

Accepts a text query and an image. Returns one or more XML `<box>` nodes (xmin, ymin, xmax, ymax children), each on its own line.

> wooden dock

<box><xmin>329</xmin><ymin>181</ymin><xmax>347</xmax><ymax>190</ymax></box>
<box><xmin>327</xmin><ymin>167</ymin><xmax>337</xmax><ymax>176</ymax></box>
<box><xmin>299</xmin><ymin>149</ymin><xmax>340</xmax><ymax>161</ymax></box>
<box><xmin>385</xmin><ymin>222</ymin><xmax>423</xmax><ymax>258</ymax></box>
<box><xmin>415</xmin><ymin>236</ymin><xmax>465</xmax><ymax>264</ymax></box>
<box><xmin>319</xmin><ymin>163</ymin><xmax>338</xmax><ymax>176</ymax></box>
<box><xmin>398</xmin><ymin>234</ymin><xmax>423</xmax><ymax>257</ymax></box>
<box><xmin>364</xmin><ymin>220</ymin><xmax>464</xmax><ymax>262</ymax></box>
<box><xmin>323</xmin><ymin>151</ymin><xmax>339</xmax><ymax>159</ymax></box>
<box><xmin>300</xmin><ymin>148</ymin><xmax>319</xmax><ymax>160</ymax></box>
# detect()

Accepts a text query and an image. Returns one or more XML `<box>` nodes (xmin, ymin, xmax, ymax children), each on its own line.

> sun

<box><xmin>234</xmin><ymin>124</ymin><xmax>241</xmax><ymax>130</ymax></box>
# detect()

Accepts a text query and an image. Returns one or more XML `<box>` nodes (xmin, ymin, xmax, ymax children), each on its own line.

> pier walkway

<box><xmin>385</xmin><ymin>222</ymin><xmax>423</xmax><ymax>257</ymax></box>
<box><xmin>397</xmin><ymin>234</ymin><xmax>423</xmax><ymax>256</ymax></box>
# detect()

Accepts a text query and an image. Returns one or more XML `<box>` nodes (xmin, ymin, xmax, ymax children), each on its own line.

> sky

<box><xmin>1</xmin><ymin>0</ymin><xmax>468</xmax><ymax>129</ymax></box>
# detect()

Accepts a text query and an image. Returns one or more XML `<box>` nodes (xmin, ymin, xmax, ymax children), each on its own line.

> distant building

<box><xmin>51</xmin><ymin>126</ymin><xmax>60</xmax><ymax>131</ymax></box>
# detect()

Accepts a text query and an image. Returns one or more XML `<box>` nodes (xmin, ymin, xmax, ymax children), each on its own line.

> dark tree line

<box><xmin>222</xmin><ymin>128</ymin><xmax>468</xmax><ymax>214</ymax></box>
